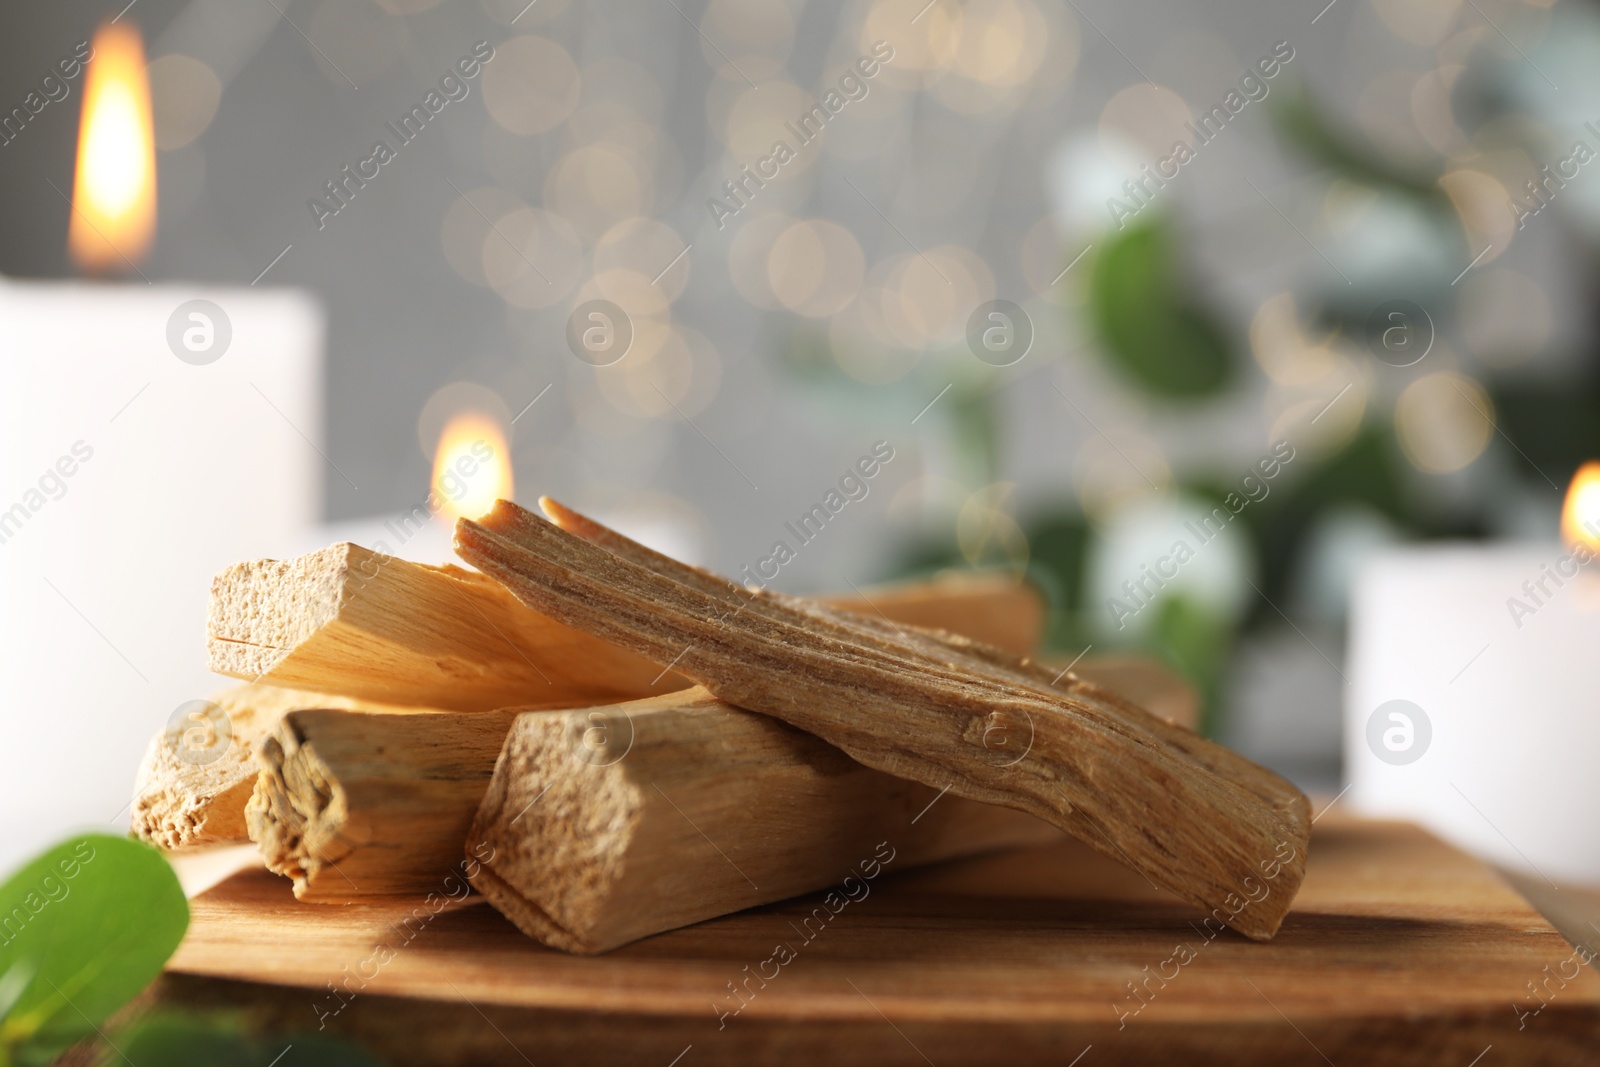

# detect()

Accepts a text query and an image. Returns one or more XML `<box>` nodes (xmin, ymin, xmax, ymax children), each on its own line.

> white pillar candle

<box><xmin>1347</xmin><ymin>543</ymin><xmax>1600</xmax><ymax>885</ymax></box>
<box><xmin>0</xmin><ymin>278</ymin><xmax>322</xmax><ymax>869</ymax></box>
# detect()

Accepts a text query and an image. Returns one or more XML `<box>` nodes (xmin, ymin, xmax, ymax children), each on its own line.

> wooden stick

<box><xmin>207</xmin><ymin>543</ymin><xmax>1044</xmax><ymax>711</ymax></box>
<box><xmin>844</xmin><ymin>570</ymin><xmax>1042</xmax><ymax>661</ymax></box>
<box><xmin>224</xmin><ymin>565</ymin><xmax>1043</xmax><ymax>900</ymax></box>
<box><xmin>249</xmin><ymin>656</ymin><xmax>1184</xmax><ymax>905</ymax></box>
<box><xmin>1066</xmin><ymin>653</ymin><xmax>1198</xmax><ymax>730</ymax></box>
<box><xmin>207</xmin><ymin>544</ymin><xmax>671</xmax><ymax>711</ymax></box>
<box><xmin>131</xmin><ymin>684</ymin><xmax>413</xmax><ymax>850</ymax></box>
<box><xmin>468</xmin><ymin>687</ymin><xmax>1062</xmax><ymax>954</ymax></box>
<box><xmin>456</xmin><ymin>499</ymin><xmax>1311</xmax><ymax>940</ymax></box>
<box><xmin>247</xmin><ymin>708</ymin><xmax>521</xmax><ymax>901</ymax></box>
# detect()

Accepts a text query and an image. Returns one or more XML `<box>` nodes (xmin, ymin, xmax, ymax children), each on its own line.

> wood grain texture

<box><xmin>207</xmin><ymin>542</ymin><xmax>1045</xmax><ymax>711</ymax></box>
<box><xmin>229</xmin><ymin>567</ymin><xmax>1055</xmax><ymax>903</ymax></box>
<box><xmin>166</xmin><ymin>561</ymin><xmax>1048</xmax><ymax>863</ymax></box>
<box><xmin>842</xmin><ymin>570</ymin><xmax>1043</xmax><ymax>663</ymax></box>
<box><xmin>1067</xmin><ymin>653</ymin><xmax>1198</xmax><ymax>731</ymax></box>
<box><xmin>258</xmin><ymin>659</ymin><xmax>1171</xmax><ymax>909</ymax></box>
<box><xmin>455</xmin><ymin>499</ymin><xmax>1309</xmax><ymax>939</ymax></box>
<box><xmin>468</xmin><ymin>688</ymin><xmax>1061</xmax><ymax>953</ymax></box>
<box><xmin>207</xmin><ymin>543</ymin><xmax>674</xmax><ymax>711</ymax></box>
<box><xmin>131</xmin><ymin>684</ymin><xmax>422</xmax><ymax>850</ymax></box>
<box><xmin>159</xmin><ymin>816</ymin><xmax>1600</xmax><ymax>1066</ymax></box>
<box><xmin>248</xmin><ymin>708</ymin><xmax>521</xmax><ymax>901</ymax></box>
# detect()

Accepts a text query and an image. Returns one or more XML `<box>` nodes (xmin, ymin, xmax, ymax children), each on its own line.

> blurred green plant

<box><xmin>1088</xmin><ymin>214</ymin><xmax>1235</xmax><ymax>399</ymax></box>
<box><xmin>1490</xmin><ymin>381</ymin><xmax>1600</xmax><ymax>487</ymax></box>
<box><xmin>110</xmin><ymin>1015</ymin><xmax>386</xmax><ymax>1067</ymax></box>
<box><xmin>782</xmin><ymin>322</ymin><xmax>1007</xmax><ymax>488</ymax></box>
<box><xmin>855</xmin><ymin>56</ymin><xmax>1600</xmax><ymax>745</ymax></box>
<box><xmin>1149</xmin><ymin>594</ymin><xmax>1235</xmax><ymax>739</ymax></box>
<box><xmin>0</xmin><ymin>835</ymin><xmax>382</xmax><ymax>1067</ymax></box>
<box><xmin>0</xmin><ymin>834</ymin><xmax>186</xmax><ymax>1067</ymax></box>
<box><xmin>1203</xmin><ymin>426</ymin><xmax>1411</xmax><ymax>611</ymax></box>
<box><xmin>1269</xmin><ymin>84</ymin><xmax>1444</xmax><ymax>203</ymax></box>
<box><xmin>1023</xmin><ymin>510</ymin><xmax>1093</xmax><ymax>652</ymax></box>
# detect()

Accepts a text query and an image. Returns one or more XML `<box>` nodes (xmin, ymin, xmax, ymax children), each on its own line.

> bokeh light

<box><xmin>1250</xmin><ymin>293</ymin><xmax>1345</xmax><ymax>388</ymax></box>
<box><xmin>482</xmin><ymin>35</ymin><xmax>580</xmax><ymax>136</ymax></box>
<box><xmin>440</xmin><ymin>186</ymin><xmax>522</xmax><ymax>288</ymax></box>
<box><xmin>147</xmin><ymin>55</ymin><xmax>221</xmax><ymax>151</ymax></box>
<box><xmin>595</xmin><ymin>217</ymin><xmax>691</xmax><ymax>304</ymax></box>
<box><xmin>1395</xmin><ymin>372</ymin><xmax>1495</xmax><ymax>474</ymax></box>
<box><xmin>1098</xmin><ymin>83</ymin><xmax>1192</xmax><ymax>169</ymax></box>
<box><xmin>768</xmin><ymin>219</ymin><xmax>866</xmax><ymax>318</ymax></box>
<box><xmin>544</xmin><ymin>143</ymin><xmax>653</xmax><ymax>243</ymax></box>
<box><xmin>1369</xmin><ymin>0</ymin><xmax>1462</xmax><ymax>47</ymax></box>
<box><xmin>481</xmin><ymin>206</ymin><xmax>584</xmax><ymax>308</ymax></box>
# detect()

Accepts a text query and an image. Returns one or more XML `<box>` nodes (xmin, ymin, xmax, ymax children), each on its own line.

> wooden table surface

<box><xmin>157</xmin><ymin>813</ymin><xmax>1600</xmax><ymax>1065</ymax></box>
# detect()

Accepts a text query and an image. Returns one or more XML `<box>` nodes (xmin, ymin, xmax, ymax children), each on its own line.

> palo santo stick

<box><xmin>164</xmin><ymin>571</ymin><xmax>1048</xmax><ymax>867</ymax></box>
<box><xmin>247</xmin><ymin>708</ymin><xmax>521</xmax><ymax>901</ymax></box>
<box><xmin>207</xmin><ymin>544</ymin><xmax>670</xmax><ymax>711</ymax></box>
<box><xmin>135</xmin><ymin>655</ymin><xmax>1185</xmax><ymax>853</ymax></box>
<box><xmin>1068</xmin><ymin>653</ymin><xmax>1198</xmax><ymax>731</ymax></box>
<box><xmin>844</xmin><ymin>570</ymin><xmax>1043</xmax><ymax>661</ymax></box>
<box><xmin>207</xmin><ymin>543</ymin><xmax>1044</xmax><ymax>711</ymax></box>
<box><xmin>246</xmin><ymin>654</ymin><xmax>1180</xmax><ymax>906</ymax></box>
<box><xmin>131</xmin><ymin>684</ymin><xmax>416</xmax><ymax>850</ymax></box>
<box><xmin>468</xmin><ymin>687</ymin><xmax>1062</xmax><ymax>954</ymax></box>
<box><xmin>456</xmin><ymin>499</ymin><xmax>1311</xmax><ymax>940</ymax></box>
<box><xmin>237</xmin><ymin>567</ymin><xmax>1044</xmax><ymax>904</ymax></box>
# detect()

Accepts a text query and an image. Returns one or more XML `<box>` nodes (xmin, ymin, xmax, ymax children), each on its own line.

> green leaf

<box><xmin>1149</xmin><ymin>594</ymin><xmax>1235</xmax><ymax>738</ymax></box>
<box><xmin>1088</xmin><ymin>216</ymin><xmax>1234</xmax><ymax>399</ymax></box>
<box><xmin>1245</xmin><ymin>425</ymin><xmax>1414</xmax><ymax>607</ymax></box>
<box><xmin>0</xmin><ymin>834</ymin><xmax>188</xmax><ymax>1066</ymax></box>
<box><xmin>108</xmin><ymin>1015</ymin><xmax>257</xmax><ymax>1066</ymax></box>
<box><xmin>109</xmin><ymin>1015</ymin><xmax>388</xmax><ymax>1067</ymax></box>
<box><xmin>1022</xmin><ymin>510</ymin><xmax>1092</xmax><ymax>652</ymax></box>
<box><xmin>947</xmin><ymin>384</ymin><xmax>1000</xmax><ymax>487</ymax></box>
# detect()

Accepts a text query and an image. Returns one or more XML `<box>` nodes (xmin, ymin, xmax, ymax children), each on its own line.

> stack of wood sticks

<box><xmin>132</xmin><ymin>498</ymin><xmax>1308</xmax><ymax>953</ymax></box>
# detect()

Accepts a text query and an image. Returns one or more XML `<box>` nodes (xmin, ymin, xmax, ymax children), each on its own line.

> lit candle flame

<box><xmin>432</xmin><ymin>412</ymin><xmax>513</xmax><ymax>523</ymax></box>
<box><xmin>69</xmin><ymin>21</ymin><xmax>156</xmax><ymax>271</ymax></box>
<box><xmin>1561</xmin><ymin>461</ymin><xmax>1600</xmax><ymax>552</ymax></box>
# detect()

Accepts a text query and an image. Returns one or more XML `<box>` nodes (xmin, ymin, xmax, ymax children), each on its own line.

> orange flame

<box><xmin>431</xmin><ymin>413</ymin><xmax>513</xmax><ymax>523</ymax></box>
<box><xmin>1561</xmin><ymin>462</ymin><xmax>1600</xmax><ymax>552</ymax></box>
<box><xmin>70</xmin><ymin>21</ymin><xmax>156</xmax><ymax>271</ymax></box>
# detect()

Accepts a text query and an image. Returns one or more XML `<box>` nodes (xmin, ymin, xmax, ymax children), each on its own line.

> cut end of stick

<box><xmin>207</xmin><ymin>544</ymin><xmax>358</xmax><ymax>680</ymax></box>
<box><xmin>131</xmin><ymin>683</ymin><xmax>353</xmax><ymax>851</ymax></box>
<box><xmin>208</xmin><ymin>537</ymin><xmax>677</xmax><ymax>710</ymax></box>
<box><xmin>247</xmin><ymin>713</ymin><xmax>353</xmax><ymax>900</ymax></box>
<box><xmin>467</xmin><ymin>690</ymin><xmax>1067</xmax><ymax>954</ymax></box>
<box><xmin>466</xmin><ymin>706</ymin><xmax>646</xmax><ymax>955</ymax></box>
<box><xmin>248</xmin><ymin>706</ymin><xmax>523</xmax><ymax>903</ymax></box>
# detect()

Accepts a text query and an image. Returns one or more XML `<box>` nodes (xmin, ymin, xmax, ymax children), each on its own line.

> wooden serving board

<box><xmin>155</xmin><ymin>815</ymin><xmax>1600</xmax><ymax>1065</ymax></box>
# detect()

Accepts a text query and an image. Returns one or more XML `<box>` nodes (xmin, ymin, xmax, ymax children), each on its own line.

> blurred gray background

<box><xmin>4</xmin><ymin>0</ymin><xmax>1597</xmax><ymax>789</ymax></box>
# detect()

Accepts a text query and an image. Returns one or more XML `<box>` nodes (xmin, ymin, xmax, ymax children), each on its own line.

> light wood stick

<box><xmin>456</xmin><ymin>499</ymin><xmax>1311</xmax><ymax>940</ymax></box>
<box><xmin>207</xmin><ymin>543</ymin><xmax>671</xmax><ymax>711</ymax></box>
<box><xmin>131</xmin><ymin>684</ymin><xmax>417</xmax><ymax>850</ymax></box>
<box><xmin>227</xmin><ymin>565</ymin><xmax>1044</xmax><ymax>902</ymax></box>
<box><xmin>247</xmin><ymin>708</ymin><xmax>521</xmax><ymax>901</ymax></box>
<box><xmin>1065</xmin><ymin>653</ymin><xmax>1198</xmax><ymax>729</ymax></box>
<box><xmin>207</xmin><ymin>543</ymin><xmax>1044</xmax><ymax>711</ymax></box>
<box><xmin>844</xmin><ymin>570</ymin><xmax>1043</xmax><ymax>660</ymax></box>
<box><xmin>468</xmin><ymin>687</ymin><xmax>1061</xmax><ymax>954</ymax></box>
<box><xmin>244</xmin><ymin>654</ymin><xmax>1185</xmax><ymax>906</ymax></box>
